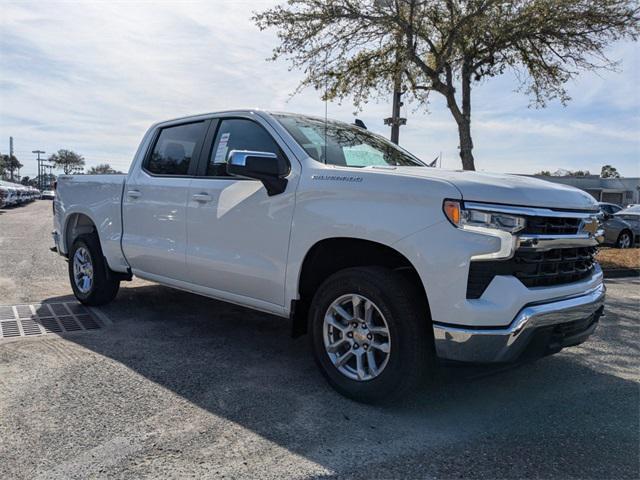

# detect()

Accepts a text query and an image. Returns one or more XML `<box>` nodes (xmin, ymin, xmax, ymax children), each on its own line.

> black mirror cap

<box><xmin>227</xmin><ymin>150</ymin><xmax>289</xmax><ymax>196</ymax></box>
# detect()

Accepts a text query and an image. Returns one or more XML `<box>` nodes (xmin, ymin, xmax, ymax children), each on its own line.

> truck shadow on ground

<box><xmin>33</xmin><ymin>283</ymin><xmax>640</xmax><ymax>478</ymax></box>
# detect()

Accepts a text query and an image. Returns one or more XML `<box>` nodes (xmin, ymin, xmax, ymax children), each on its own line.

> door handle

<box><xmin>192</xmin><ymin>193</ymin><xmax>212</xmax><ymax>203</ymax></box>
<box><xmin>126</xmin><ymin>190</ymin><xmax>141</xmax><ymax>199</ymax></box>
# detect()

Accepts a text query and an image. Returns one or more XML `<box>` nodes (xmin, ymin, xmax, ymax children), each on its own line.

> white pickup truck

<box><xmin>53</xmin><ymin>110</ymin><xmax>605</xmax><ymax>402</ymax></box>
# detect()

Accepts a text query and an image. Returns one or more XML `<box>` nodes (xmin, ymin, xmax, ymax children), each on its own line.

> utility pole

<box><xmin>384</xmin><ymin>32</ymin><xmax>406</xmax><ymax>145</ymax></box>
<box><xmin>385</xmin><ymin>81</ymin><xmax>406</xmax><ymax>144</ymax></box>
<box><xmin>9</xmin><ymin>136</ymin><xmax>14</xmax><ymax>181</ymax></box>
<box><xmin>33</xmin><ymin>150</ymin><xmax>46</xmax><ymax>190</ymax></box>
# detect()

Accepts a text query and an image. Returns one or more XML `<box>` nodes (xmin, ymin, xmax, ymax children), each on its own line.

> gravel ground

<box><xmin>1</xmin><ymin>201</ymin><xmax>639</xmax><ymax>479</ymax></box>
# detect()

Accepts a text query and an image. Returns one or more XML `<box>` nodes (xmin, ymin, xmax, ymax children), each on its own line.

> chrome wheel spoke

<box><xmin>326</xmin><ymin>315</ymin><xmax>347</xmax><ymax>332</ymax></box>
<box><xmin>371</xmin><ymin>341</ymin><xmax>390</xmax><ymax>353</ymax></box>
<box><xmin>326</xmin><ymin>338</ymin><xmax>348</xmax><ymax>353</ymax></box>
<box><xmin>351</xmin><ymin>295</ymin><xmax>362</xmax><ymax>318</ymax></box>
<box><xmin>332</xmin><ymin>305</ymin><xmax>353</xmax><ymax>322</ymax></box>
<box><xmin>355</xmin><ymin>351</ymin><xmax>366</xmax><ymax>380</ymax></box>
<box><xmin>335</xmin><ymin>350</ymin><xmax>353</xmax><ymax>368</ymax></box>
<box><xmin>366</xmin><ymin>350</ymin><xmax>378</xmax><ymax>377</ymax></box>
<box><xmin>368</xmin><ymin>326</ymin><xmax>388</xmax><ymax>336</ymax></box>
<box><xmin>364</xmin><ymin>300</ymin><xmax>373</xmax><ymax>324</ymax></box>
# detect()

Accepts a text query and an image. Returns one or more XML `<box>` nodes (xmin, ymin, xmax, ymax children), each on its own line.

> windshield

<box><xmin>275</xmin><ymin>114</ymin><xmax>425</xmax><ymax>167</ymax></box>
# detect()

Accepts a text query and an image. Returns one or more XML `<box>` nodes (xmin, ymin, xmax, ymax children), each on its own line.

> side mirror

<box><xmin>227</xmin><ymin>150</ymin><xmax>289</xmax><ymax>196</ymax></box>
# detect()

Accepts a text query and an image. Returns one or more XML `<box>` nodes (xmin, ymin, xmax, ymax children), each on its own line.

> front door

<box><xmin>122</xmin><ymin>120</ymin><xmax>208</xmax><ymax>281</ymax></box>
<box><xmin>185</xmin><ymin>116</ymin><xmax>297</xmax><ymax>307</ymax></box>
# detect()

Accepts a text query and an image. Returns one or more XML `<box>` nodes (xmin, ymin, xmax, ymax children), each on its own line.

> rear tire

<box><xmin>309</xmin><ymin>266</ymin><xmax>434</xmax><ymax>404</ymax></box>
<box><xmin>68</xmin><ymin>233</ymin><xmax>120</xmax><ymax>306</ymax></box>
<box><xmin>616</xmin><ymin>230</ymin><xmax>633</xmax><ymax>249</ymax></box>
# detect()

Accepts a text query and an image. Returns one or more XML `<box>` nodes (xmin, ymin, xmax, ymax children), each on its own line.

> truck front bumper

<box><xmin>433</xmin><ymin>282</ymin><xmax>605</xmax><ymax>363</ymax></box>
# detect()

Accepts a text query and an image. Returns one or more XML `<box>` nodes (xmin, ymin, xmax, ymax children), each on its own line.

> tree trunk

<box><xmin>458</xmin><ymin>63</ymin><xmax>475</xmax><ymax>171</ymax></box>
<box><xmin>442</xmin><ymin>62</ymin><xmax>476</xmax><ymax>171</ymax></box>
<box><xmin>457</xmin><ymin>117</ymin><xmax>475</xmax><ymax>171</ymax></box>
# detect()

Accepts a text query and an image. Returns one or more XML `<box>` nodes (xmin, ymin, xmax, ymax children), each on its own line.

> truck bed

<box><xmin>54</xmin><ymin>174</ymin><xmax>128</xmax><ymax>272</ymax></box>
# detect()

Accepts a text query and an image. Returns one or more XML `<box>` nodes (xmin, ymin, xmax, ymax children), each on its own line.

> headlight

<box><xmin>443</xmin><ymin>200</ymin><xmax>524</xmax><ymax>261</ymax></box>
<box><xmin>443</xmin><ymin>200</ymin><xmax>525</xmax><ymax>233</ymax></box>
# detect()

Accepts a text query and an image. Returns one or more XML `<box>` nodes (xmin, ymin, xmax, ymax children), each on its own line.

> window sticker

<box><xmin>299</xmin><ymin>126</ymin><xmax>326</xmax><ymax>146</ymax></box>
<box><xmin>214</xmin><ymin>132</ymin><xmax>231</xmax><ymax>163</ymax></box>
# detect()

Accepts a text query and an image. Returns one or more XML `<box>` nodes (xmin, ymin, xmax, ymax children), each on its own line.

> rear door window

<box><xmin>147</xmin><ymin>122</ymin><xmax>207</xmax><ymax>175</ymax></box>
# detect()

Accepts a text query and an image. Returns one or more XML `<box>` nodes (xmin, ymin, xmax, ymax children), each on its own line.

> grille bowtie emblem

<box><xmin>580</xmin><ymin>218</ymin><xmax>598</xmax><ymax>235</ymax></box>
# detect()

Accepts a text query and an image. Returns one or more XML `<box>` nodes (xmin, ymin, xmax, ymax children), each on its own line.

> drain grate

<box><xmin>0</xmin><ymin>302</ymin><xmax>103</xmax><ymax>340</ymax></box>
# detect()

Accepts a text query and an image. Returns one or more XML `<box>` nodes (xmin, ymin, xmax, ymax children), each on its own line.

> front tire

<box><xmin>69</xmin><ymin>233</ymin><xmax>120</xmax><ymax>306</ymax></box>
<box><xmin>309</xmin><ymin>266</ymin><xmax>434</xmax><ymax>403</ymax></box>
<box><xmin>616</xmin><ymin>230</ymin><xmax>633</xmax><ymax>249</ymax></box>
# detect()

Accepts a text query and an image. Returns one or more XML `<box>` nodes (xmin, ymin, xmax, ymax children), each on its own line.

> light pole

<box><xmin>33</xmin><ymin>150</ymin><xmax>45</xmax><ymax>190</ymax></box>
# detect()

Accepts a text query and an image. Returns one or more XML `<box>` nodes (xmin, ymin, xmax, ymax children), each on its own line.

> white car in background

<box><xmin>41</xmin><ymin>190</ymin><xmax>56</xmax><ymax>200</ymax></box>
<box><xmin>0</xmin><ymin>184</ymin><xmax>18</xmax><ymax>207</ymax></box>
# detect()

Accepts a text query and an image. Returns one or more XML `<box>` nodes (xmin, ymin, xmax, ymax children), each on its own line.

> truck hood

<box><xmin>377</xmin><ymin>167</ymin><xmax>598</xmax><ymax>211</ymax></box>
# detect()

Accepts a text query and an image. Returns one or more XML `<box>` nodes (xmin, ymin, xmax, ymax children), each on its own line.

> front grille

<box><xmin>467</xmin><ymin>246</ymin><xmax>597</xmax><ymax>298</ymax></box>
<box><xmin>521</xmin><ymin>216</ymin><xmax>582</xmax><ymax>235</ymax></box>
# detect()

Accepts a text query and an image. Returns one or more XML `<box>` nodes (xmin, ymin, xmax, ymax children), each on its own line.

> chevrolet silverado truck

<box><xmin>53</xmin><ymin>110</ymin><xmax>605</xmax><ymax>402</ymax></box>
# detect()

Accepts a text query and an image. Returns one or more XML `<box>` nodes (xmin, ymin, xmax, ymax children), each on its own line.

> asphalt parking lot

<box><xmin>1</xmin><ymin>200</ymin><xmax>639</xmax><ymax>479</ymax></box>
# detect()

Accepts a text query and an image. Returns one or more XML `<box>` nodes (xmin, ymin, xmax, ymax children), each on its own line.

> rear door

<box><xmin>122</xmin><ymin>120</ymin><xmax>209</xmax><ymax>281</ymax></box>
<box><xmin>185</xmin><ymin>115</ymin><xmax>297</xmax><ymax>307</ymax></box>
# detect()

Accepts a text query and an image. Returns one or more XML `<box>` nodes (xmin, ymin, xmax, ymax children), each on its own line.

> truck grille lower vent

<box><xmin>467</xmin><ymin>246</ymin><xmax>597</xmax><ymax>299</ymax></box>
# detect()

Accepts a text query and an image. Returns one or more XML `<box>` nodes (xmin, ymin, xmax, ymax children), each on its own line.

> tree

<box><xmin>87</xmin><ymin>163</ymin><xmax>123</xmax><ymax>175</ymax></box>
<box><xmin>600</xmin><ymin>164</ymin><xmax>620</xmax><ymax>178</ymax></box>
<box><xmin>20</xmin><ymin>176</ymin><xmax>34</xmax><ymax>187</ymax></box>
<box><xmin>254</xmin><ymin>0</ymin><xmax>639</xmax><ymax>170</ymax></box>
<box><xmin>0</xmin><ymin>153</ymin><xmax>23</xmax><ymax>179</ymax></box>
<box><xmin>49</xmin><ymin>149</ymin><xmax>85</xmax><ymax>174</ymax></box>
<box><xmin>35</xmin><ymin>173</ymin><xmax>56</xmax><ymax>190</ymax></box>
<box><xmin>535</xmin><ymin>170</ymin><xmax>551</xmax><ymax>176</ymax></box>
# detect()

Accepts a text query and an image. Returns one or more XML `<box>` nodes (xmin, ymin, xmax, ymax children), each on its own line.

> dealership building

<box><xmin>530</xmin><ymin>175</ymin><xmax>640</xmax><ymax>206</ymax></box>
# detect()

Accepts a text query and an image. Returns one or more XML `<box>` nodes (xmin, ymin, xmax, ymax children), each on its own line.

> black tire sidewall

<box><xmin>309</xmin><ymin>267</ymin><xmax>430</xmax><ymax>403</ymax></box>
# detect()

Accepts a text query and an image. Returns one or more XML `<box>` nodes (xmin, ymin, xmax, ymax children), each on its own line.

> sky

<box><xmin>1</xmin><ymin>0</ymin><xmax>639</xmax><ymax>178</ymax></box>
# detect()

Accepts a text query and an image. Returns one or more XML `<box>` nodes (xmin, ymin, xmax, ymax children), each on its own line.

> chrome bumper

<box><xmin>433</xmin><ymin>283</ymin><xmax>606</xmax><ymax>363</ymax></box>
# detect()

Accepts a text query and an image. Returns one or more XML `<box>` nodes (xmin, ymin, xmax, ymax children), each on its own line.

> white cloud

<box><xmin>0</xmin><ymin>0</ymin><xmax>638</xmax><ymax>178</ymax></box>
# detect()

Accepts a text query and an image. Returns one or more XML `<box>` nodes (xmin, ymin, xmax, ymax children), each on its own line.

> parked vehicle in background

<box><xmin>599</xmin><ymin>203</ymin><xmax>638</xmax><ymax>248</ymax></box>
<box><xmin>41</xmin><ymin>190</ymin><xmax>55</xmax><ymax>200</ymax></box>
<box><xmin>0</xmin><ymin>183</ymin><xmax>18</xmax><ymax>207</ymax></box>
<box><xmin>0</xmin><ymin>181</ymin><xmax>41</xmax><ymax>207</ymax></box>
<box><xmin>53</xmin><ymin>110</ymin><xmax>606</xmax><ymax>402</ymax></box>
<box><xmin>613</xmin><ymin>206</ymin><xmax>640</xmax><ymax>248</ymax></box>
<box><xmin>598</xmin><ymin>202</ymin><xmax>623</xmax><ymax>216</ymax></box>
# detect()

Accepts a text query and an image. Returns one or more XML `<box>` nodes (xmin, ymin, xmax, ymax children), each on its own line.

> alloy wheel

<box><xmin>323</xmin><ymin>294</ymin><xmax>391</xmax><ymax>381</ymax></box>
<box><xmin>73</xmin><ymin>247</ymin><xmax>94</xmax><ymax>294</ymax></box>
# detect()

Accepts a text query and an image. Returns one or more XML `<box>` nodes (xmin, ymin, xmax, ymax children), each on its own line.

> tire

<box><xmin>68</xmin><ymin>233</ymin><xmax>120</xmax><ymax>306</ymax></box>
<box><xmin>309</xmin><ymin>266</ymin><xmax>434</xmax><ymax>404</ymax></box>
<box><xmin>616</xmin><ymin>230</ymin><xmax>633</xmax><ymax>249</ymax></box>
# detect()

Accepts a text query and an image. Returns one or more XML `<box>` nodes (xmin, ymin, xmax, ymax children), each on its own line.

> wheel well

<box><xmin>292</xmin><ymin>238</ymin><xmax>429</xmax><ymax>336</ymax></box>
<box><xmin>65</xmin><ymin>213</ymin><xmax>97</xmax><ymax>253</ymax></box>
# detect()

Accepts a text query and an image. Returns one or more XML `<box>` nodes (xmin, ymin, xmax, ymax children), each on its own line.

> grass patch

<box><xmin>596</xmin><ymin>247</ymin><xmax>640</xmax><ymax>270</ymax></box>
